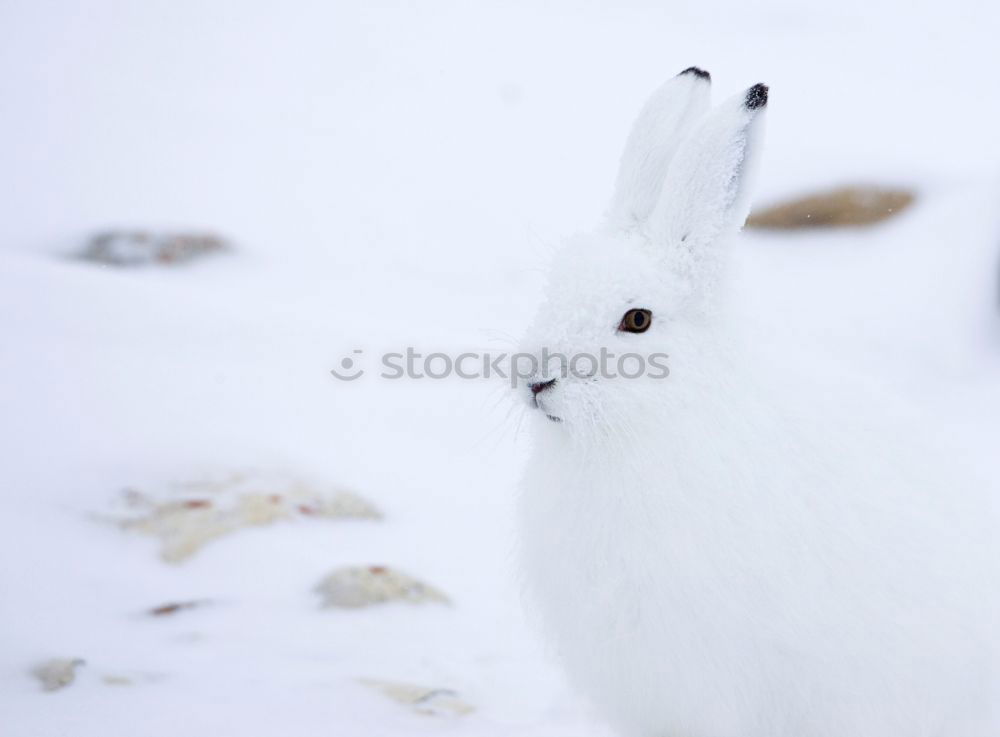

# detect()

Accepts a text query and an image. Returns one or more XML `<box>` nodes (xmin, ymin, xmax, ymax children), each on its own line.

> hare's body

<box><xmin>520</xmin><ymin>353</ymin><xmax>998</xmax><ymax>736</ymax></box>
<box><xmin>515</xmin><ymin>70</ymin><xmax>999</xmax><ymax>736</ymax></box>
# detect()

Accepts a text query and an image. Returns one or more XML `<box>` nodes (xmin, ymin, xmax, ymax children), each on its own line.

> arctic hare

<box><xmin>516</xmin><ymin>68</ymin><xmax>998</xmax><ymax>736</ymax></box>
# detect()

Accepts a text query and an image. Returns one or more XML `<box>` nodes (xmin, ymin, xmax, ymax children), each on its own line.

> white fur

<box><xmin>608</xmin><ymin>71</ymin><xmax>711</xmax><ymax>230</ymax></box>
<box><xmin>515</xmin><ymin>73</ymin><xmax>999</xmax><ymax>737</ymax></box>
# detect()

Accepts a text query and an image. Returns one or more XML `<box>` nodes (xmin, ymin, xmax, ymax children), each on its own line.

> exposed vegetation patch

<box><xmin>315</xmin><ymin>565</ymin><xmax>449</xmax><ymax>608</ymax></box>
<box><xmin>360</xmin><ymin>679</ymin><xmax>474</xmax><ymax>716</ymax></box>
<box><xmin>79</xmin><ymin>230</ymin><xmax>229</xmax><ymax>266</ymax></box>
<box><xmin>747</xmin><ymin>186</ymin><xmax>915</xmax><ymax>229</ymax></box>
<box><xmin>147</xmin><ymin>599</ymin><xmax>212</xmax><ymax>617</ymax></box>
<box><xmin>108</xmin><ymin>471</ymin><xmax>381</xmax><ymax>563</ymax></box>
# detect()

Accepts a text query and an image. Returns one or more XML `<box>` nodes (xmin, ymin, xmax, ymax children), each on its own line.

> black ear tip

<box><xmin>745</xmin><ymin>83</ymin><xmax>769</xmax><ymax>110</ymax></box>
<box><xmin>679</xmin><ymin>66</ymin><xmax>711</xmax><ymax>81</ymax></box>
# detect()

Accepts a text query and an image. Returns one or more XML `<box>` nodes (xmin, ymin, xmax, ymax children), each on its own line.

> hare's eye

<box><xmin>619</xmin><ymin>308</ymin><xmax>652</xmax><ymax>334</ymax></box>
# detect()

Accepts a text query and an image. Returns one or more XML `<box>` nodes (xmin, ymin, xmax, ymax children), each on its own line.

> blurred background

<box><xmin>2</xmin><ymin>1</ymin><xmax>999</xmax><ymax>735</ymax></box>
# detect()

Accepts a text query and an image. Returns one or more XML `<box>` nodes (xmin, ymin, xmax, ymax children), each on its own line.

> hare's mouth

<box><xmin>527</xmin><ymin>378</ymin><xmax>561</xmax><ymax>422</ymax></box>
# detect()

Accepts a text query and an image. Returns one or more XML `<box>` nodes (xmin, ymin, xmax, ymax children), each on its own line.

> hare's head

<box><xmin>517</xmin><ymin>69</ymin><xmax>768</xmax><ymax>435</ymax></box>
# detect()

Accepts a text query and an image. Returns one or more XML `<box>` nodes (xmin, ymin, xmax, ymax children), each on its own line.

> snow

<box><xmin>1</xmin><ymin>1</ymin><xmax>999</xmax><ymax>735</ymax></box>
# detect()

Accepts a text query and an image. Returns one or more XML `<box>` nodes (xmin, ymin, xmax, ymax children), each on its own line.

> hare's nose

<box><xmin>530</xmin><ymin>378</ymin><xmax>556</xmax><ymax>396</ymax></box>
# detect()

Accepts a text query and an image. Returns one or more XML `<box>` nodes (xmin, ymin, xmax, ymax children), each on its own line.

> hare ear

<box><xmin>607</xmin><ymin>68</ymin><xmax>712</xmax><ymax>229</ymax></box>
<box><xmin>648</xmin><ymin>83</ymin><xmax>768</xmax><ymax>269</ymax></box>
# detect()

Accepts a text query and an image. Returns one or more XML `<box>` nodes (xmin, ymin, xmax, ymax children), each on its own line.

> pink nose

<box><xmin>530</xmin><ymin>378</ymin><xmax>556</xmax><ymax>396</ymax></box>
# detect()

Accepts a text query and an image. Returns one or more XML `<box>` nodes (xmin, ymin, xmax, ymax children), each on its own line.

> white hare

<box><xmin>516</xmin><ymin>68</ymin><xmax>999</xmax><ymax>737</ymax></box>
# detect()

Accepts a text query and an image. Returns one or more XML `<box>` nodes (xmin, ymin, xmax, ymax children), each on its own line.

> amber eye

<box><xmin>618</xmin><ymin>308</ymin><xmax>652</xmax><ymax>334</ymax></box>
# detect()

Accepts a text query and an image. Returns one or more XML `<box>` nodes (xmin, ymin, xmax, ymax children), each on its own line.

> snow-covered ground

<box><xmin>2</xmin><ymin>1</ymin><xmax>999</xmax><ymax>734</ymax></box>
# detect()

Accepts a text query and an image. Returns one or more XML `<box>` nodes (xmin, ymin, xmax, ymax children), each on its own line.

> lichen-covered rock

<box><xmin>32</xmin><ymin>658</ymin><xmax>84</xmax><ymax>692</ymax></box>
<box><xmin>109</xmin><ymin>471</ymin><xmax>381</xmax><ymax>563</ymax></box>
<box><xmin>360</xmin><ymin>679</ymin><xmax>474</xmax><ymax>716</ymax></box>
<box><xmin>315</xmin><ymin>566</ymin><xmax>449</xmax><ymax>608</ymax></box>
<box><xmin>747</xmin><ymin>186</ymin><xmax>915</xmax><ymax>229</ymax></box>
<box><xmin>80</xmin><ymin>230</ymin><xmax>228</xmax><ymax>266</ymax></box>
